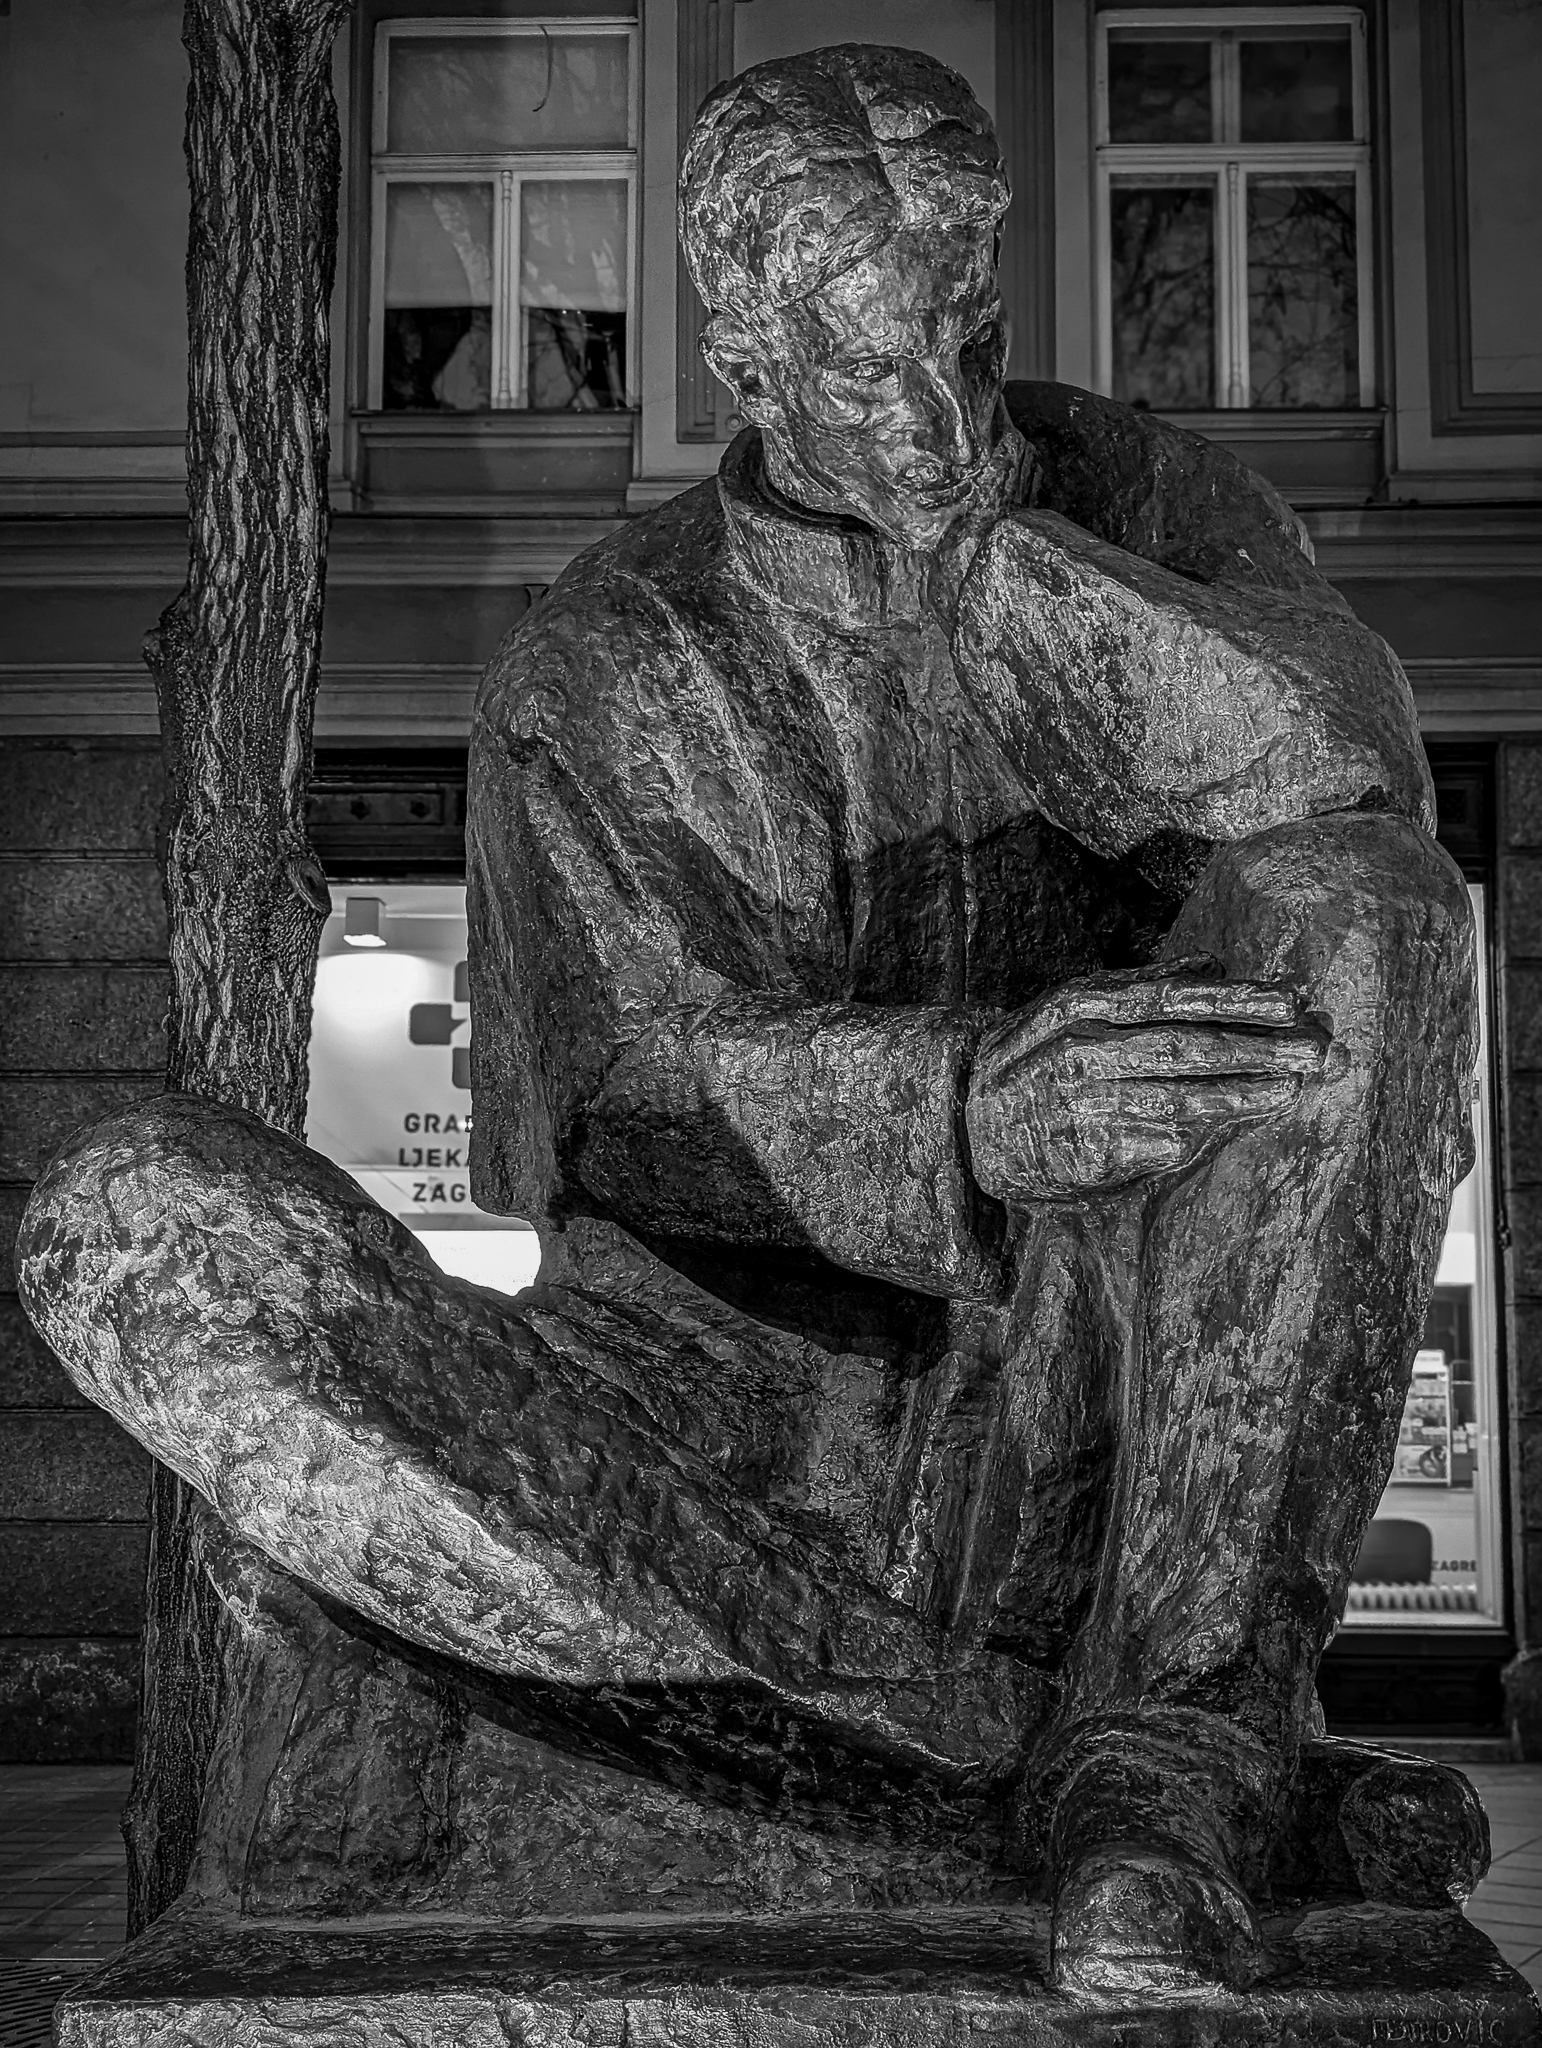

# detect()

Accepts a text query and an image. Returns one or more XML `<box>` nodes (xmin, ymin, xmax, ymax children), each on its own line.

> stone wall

<box><xmin>0</xmin><ymin>740</ymin><xmax>164</xmax><ymax>1759</ymax></box>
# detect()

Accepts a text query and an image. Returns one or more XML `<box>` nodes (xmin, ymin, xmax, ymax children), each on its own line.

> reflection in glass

<box><xmin>387</xmin><ymin>33</ymin><xmax>630</xmax><ymax>154</ymax></box>
<box><xmin>383</xmin><ymin>183</ymin><xmax>494</xmax><ymax>412</ymax></box>
<box><xmin>1239</xmin><ymin>35</ymin><xmax>1354</xmax><ymax>143</ymax></box>
<box><xmin>521</xmin><ymin>180</ymin><xmax>628</xmax><ymax>410</ymax></box>
<box><xmin>1247</xmin><ymin>177</ymin><xmax>1358</xmax><ymax>407</ymax></box>
<box><xmin>1109</xmin><ymin>181</ymin><xmax>1215</xmax><ymax>409</ymax></box>
<box><xmin>1107</xmin><ymin>38</ymin><xmax>1213</xmax><ymax>143</ymax></box>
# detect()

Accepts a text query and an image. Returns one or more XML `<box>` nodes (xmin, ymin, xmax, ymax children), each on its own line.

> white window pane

<box><xmin>519</xmin><ymin>180</ymin><xmax>627</xmax><ymax>313</ymax></box>
<box><xmin>387</xmin><ymin>33</ymin><xmax>629</xmax><ymax>153</ymax></box>
<box><xmin>519</xmin><ymin>181</ymin><xmax>628</xmax><ymax>412</ymax></box>
<box><xmin>385</xmin><ymin>183</ymin><xmax>492</xmax><ymax>307</ymax></box>
<box><xmin>383</xmin><ymin>184</ymin><xmax>493</xmax><ymax>412</ymax></box>
<box><xmin>306</xmin><ymin>885</ymin><xmax>539</xmax><ymax>1300</ymax></box>
<box><xmin>1246</xmin><ymin>176</ymin><xmax>1358</xmax><ymax>409</ymax></box>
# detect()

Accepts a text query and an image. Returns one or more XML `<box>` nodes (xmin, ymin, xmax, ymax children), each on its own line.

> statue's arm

<box><xmin>960</xmin><ymin>389</ymin><xmax>1433</xmax><ymax>858</ymax></box>
<box><xmin>469</xmin><ymin>577</ymin><xmax>1003</xmax><ymax>1302</ymax></box>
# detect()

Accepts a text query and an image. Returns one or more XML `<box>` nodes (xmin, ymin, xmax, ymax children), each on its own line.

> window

<box><xmin>1342</xmin><ymin>885</ymin><xmax>1503</xmax><ymax>1630</ymax></box>
<box><xmin>369</xmin><ymin>19</ymin><xmax>638</xmax><ymax>414</ymax></box>
<box><xmin>1094</xmin><ymin>8</ymin><xmax>1373</xmax><ymax>410</ymax></box>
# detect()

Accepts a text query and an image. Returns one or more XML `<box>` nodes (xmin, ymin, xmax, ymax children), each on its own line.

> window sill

<box><xmin>351</xmin><ymin>411</ymin><xmax>637</xmax><ymax>514</ymax></box>
<box><xmin>1155</xmin><ymin>409</ymin><xmax>1387</xmax><ymax>506</ymax></box>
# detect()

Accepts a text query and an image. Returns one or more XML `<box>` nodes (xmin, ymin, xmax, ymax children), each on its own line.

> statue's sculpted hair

<box><xmin>679</xmin><ymin>44</ymin><xmax>1009</xmax><ymax>321</ymax></box>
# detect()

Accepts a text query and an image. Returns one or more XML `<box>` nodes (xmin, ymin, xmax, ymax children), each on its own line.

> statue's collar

<box><xmin>717</xmin><ymin>422</ymin><xmax>1030</xmax><ymax>628</ymax></box>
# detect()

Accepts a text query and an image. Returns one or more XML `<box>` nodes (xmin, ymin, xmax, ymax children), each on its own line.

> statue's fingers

<box><xmin>1027</xmin><ymin>976</ymin><xmax>1300</xmax><ymax>1054</ymax></box>
<box><xmin>1161</xmin><ymin>1075</ymin><xmax>1305</xmax><ymax>1136</ymax></box>
<box><xmin>1069</xmin><ymin>1026</ymin><xmax>1326</xmax><ymax>1084</ymax></box>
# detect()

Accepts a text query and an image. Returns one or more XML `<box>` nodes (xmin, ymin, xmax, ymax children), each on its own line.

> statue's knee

<box><xmin>16</xmin><ymin>1095</ymin><xmax>326</xmax><ymax>1406</ymax></box>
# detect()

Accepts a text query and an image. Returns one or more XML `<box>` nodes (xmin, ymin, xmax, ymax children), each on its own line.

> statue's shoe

<box><xmin>1274</xmin><ymin>1735</ymin><xmax>1489</xmax><ymax>1907</ymax></box>
<box><xmin>1052</xmin><ymin>1838</ymin><xmax>1265</xmax><ymax>1996</ymax></box>
<box><xmin>1040</xmin><ymin>1714</ymin><xmax>1270</xmax><ymax>1995</ymax></box>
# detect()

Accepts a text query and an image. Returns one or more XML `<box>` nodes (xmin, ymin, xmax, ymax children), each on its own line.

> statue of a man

<box><xmin>21</xmin><ymin>44</ymin><xmax>1479</xmax><ymax>1998</ymax></box>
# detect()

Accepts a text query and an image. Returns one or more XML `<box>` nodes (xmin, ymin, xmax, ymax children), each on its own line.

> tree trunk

<box><xmin>128</xmin><ymin>0</ymin><xmax>350</xmax><ymax>1934</ymax></box>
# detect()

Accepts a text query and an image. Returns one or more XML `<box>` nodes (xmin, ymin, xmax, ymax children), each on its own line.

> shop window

<box><xmin>367</xmin><ymin>19</ymin><xmax>637</xmax><ymax>414</ymax></box>
<box><xmin>1342</xmin><ymin>885</ymin><xmax>1502</xmax><ymax>1630</ymax></box>
<box><xmin>1093</xmin><ymin>8</ymin><xmax>1374</xmax><ymax>410</ymax></box>
<box><xmin>306</xmin><ymin>883</ymin><xmax>540</xmax><ymax>1297</ymax></box>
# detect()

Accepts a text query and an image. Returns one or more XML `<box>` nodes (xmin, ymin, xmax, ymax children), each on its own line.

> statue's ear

<box><xmin>700</xmin><ymin>313</ymin><xmax>778</xmax><ymax>426</ymax></box>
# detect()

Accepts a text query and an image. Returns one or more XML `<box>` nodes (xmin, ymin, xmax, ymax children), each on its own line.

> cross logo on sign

<box><xmin>408</xmin><ymin>961</ymin><xmax>471</xmax><ymax>1090</ymax></box>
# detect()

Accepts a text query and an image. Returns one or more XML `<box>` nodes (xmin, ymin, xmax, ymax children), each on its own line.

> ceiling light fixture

<box><xmin>342</xmin><ymin>896</ymin><xmax>387</xmax><ymax>948</ymax></box>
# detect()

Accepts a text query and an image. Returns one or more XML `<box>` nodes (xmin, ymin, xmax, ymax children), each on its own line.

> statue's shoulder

<box><xmin>1005</xmin><ymin>379</ymin><xmax>1324</xmax><ymax>603</ymax></box>
<box><xmin>474</xmin><ymin>478</ymin><xmax>730</xmax><ymax>748</ymax></box>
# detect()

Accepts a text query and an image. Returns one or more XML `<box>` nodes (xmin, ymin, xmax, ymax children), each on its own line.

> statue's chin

<box><xmin>761</xmin><ymin>438</ymin><xmax>961</xmax><ymax>553</ymax></box>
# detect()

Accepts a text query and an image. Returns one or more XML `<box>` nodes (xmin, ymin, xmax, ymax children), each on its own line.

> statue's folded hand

<box><xmin>963</xmin><ymin>965</ymin><xmax>1329</xmax><ymax>1205</ymax></box>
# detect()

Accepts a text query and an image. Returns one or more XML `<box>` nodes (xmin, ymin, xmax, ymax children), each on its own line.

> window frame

<box><xmin>368</xmin><ymin>15</ymin><xmax>640</xmax><ymax>415</ymax></box>
<box><xmin>1093</xmin><ymin>5</ymin><xmax>1375</xmax><ymax>411</ymax></box>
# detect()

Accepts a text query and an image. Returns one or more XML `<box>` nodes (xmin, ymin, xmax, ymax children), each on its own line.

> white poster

<box><xmin>306</xmin><ymin>884</ymin><xmax>540</xmax><ymax>1296</ymax></box>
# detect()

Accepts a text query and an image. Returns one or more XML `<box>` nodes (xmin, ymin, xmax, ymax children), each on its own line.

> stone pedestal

<box><xmin>56</xmin><ymin>1904</ymin><xmax>1541</xmax><ymax>2048</ymax></box>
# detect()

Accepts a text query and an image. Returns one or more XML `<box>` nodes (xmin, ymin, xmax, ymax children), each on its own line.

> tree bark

<box><xmin>129</xmin><ymin>0</ymin><xmax>350</xmax><ymax>1934</ymax></box>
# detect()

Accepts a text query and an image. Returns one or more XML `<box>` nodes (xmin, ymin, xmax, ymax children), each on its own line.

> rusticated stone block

<box><xmin>1506</xmin><ymin>966</ymin><xmax>1542</xmax><ymax>1074</ymax></box>
<box><xmin>0</xmin><ymin>1635</ymin><xmax>138</xmax><ymax>1762</ymax></box>
<box><xmin>0</xmin><ymin>1412</ymin><xmax>149</xmax><ymax>1522</ymax></box>
<box><xmin>1521</xmin><ymin>1545</ymin><xmax>1542</xmax><ymax>1663</ymax></box>
<box><xmin>1521</xmin><ymin>1428</ymin><xmax>1542</xmax><ymax>1536</ymax></box>
<box><xmin>1505</xmin><ymin>1644</ymin><xmax>1542</xmax><ymax>1760</ymax></box>
<box><xmin>1512</xmin><ymin>1299</ymin><xmax>1542</xmax><ymax>1420</ymax></box>
<box><xmin>1509</xmin><ymin>1076</ymin><xmax>1542</xmax><ymax>1189</ymax></box>
<box><xmin>0</xmin><ymin>1185</ymin><xmax>26</xmax><ymax>1292</ymax></box>
<box><xmin>0</xmin><ymin>1523</ymin><xmax>148</xmax><ymax>1634</ymax></box>
<box><xmin>1506</xmin><ymin>743</ymin><xmax>1542</xmax><ymax>850</ymax></box>
<box><xmin>0</xmin><ymin>967</ymin><xmax>169</xmax><ymax>1073</ymax></box>
<box><xmin>55</xmin><ymin>1906</ymin><xmax>1542</xmax><ymax>2048</ymax></box>
<box><xmin>0</xmin><ymin>742</ymin><xmax>162</xmax><ymax>855</ymax></box>
<box><xmin>0</xmin><ymin>858</ymin><xmax>166</xmax><ymax>962</ymax></box>
<box><xmin>1507</xmin><ymin>1190</ymin><xmax>1542</xmax><ymax>1298</ymax></box>
<box><xmin>1506</xmin><ymin>855</ymin><xmax>1542</xmax><ymax>963</ymax></box>
<box><xmin>0</xmin><ymin>1297</ymin><xmax>88</xmax><ymax>1406</ymax></box>
<box><xmin>0</xmin><ymin>1077</ymin><xmax>161</xmax><ymax>1181</ymax></box>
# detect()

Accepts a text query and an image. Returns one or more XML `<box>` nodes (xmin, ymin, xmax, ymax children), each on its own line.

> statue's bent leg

<box><xmin>1049</xmin><ymin>809</ymin><xmax>1477</xmax><ymax>1991</ymax></box>
<box><xmin>16</xmin><ymin>1096</ymin><xmax>1023</xmax><ymax>1778</ymax></box>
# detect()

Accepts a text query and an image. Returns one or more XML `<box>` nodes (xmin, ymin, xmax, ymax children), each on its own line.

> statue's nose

<box><xmin>910</xmin><ymin>361</ymin><xmax>977</xmax><ymax>482</ymax></box>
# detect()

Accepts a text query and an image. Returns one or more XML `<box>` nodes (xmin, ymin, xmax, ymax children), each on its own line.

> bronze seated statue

<box><xmin>20</xmin><ymin>44</ymin><xmax>1485</xmax><ymax>2002</ymax></box>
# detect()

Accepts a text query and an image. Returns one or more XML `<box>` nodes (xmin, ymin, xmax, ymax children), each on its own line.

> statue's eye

<box><xmin>846</xmin><ymin>357</ymin><xmax>898</xmax><ymax>385</ymax></box>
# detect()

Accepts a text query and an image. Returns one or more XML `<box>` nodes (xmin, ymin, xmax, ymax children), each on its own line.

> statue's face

<box><xmin>727</xmin><ymin>224</ymin><xmax>1007</xmax><ymax>552</ymax></box>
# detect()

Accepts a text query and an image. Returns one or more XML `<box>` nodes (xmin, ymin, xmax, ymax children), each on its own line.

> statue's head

<box><xmin>680</xmin><ymin>45</ymin><xmax>1010</xmax><ymax>552</ymax></box>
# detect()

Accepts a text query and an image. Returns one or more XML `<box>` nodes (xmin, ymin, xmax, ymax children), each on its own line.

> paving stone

<box><xmin>0</xmin><ymin>1414</ymin><xmax>149</xmax><ymax>1524</ymax></box>
<box><xmin>0</xmin><ymin>860</ymin><xmax>166</xmax><ymax>964</ymax></box>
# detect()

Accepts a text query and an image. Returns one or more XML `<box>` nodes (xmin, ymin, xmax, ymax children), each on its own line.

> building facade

<box><xmin>2</xmin><ymin>0</ymin><xmax>1541</xmax><ymax>1757</ymax></box>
